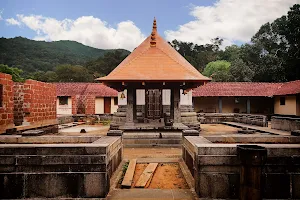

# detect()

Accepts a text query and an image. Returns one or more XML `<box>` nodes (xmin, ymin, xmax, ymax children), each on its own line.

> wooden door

<box><xmin>104</xmin><ymin>97</ymin><xmax>111</xmax><ymax>114</ymax></box>
<box><xmin>146</xmin><ymin>89</ymin><xmax>162</xmax><ymax>119</ymax></box>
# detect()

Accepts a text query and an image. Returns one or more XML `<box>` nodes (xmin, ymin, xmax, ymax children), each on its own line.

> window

<box><xmin>59</xmin><ymin>96</ymin><xmax>69</xmax><ymax>105</ymax></box>
<box><xmin>0</xmin><ymin>84</ymin><xmax>3</xmax><ymax>107</ymax></box>
<box><xmin>280</xmin><ymin>97</ymin><xmax>285</xmax><ymax>105</ymax></box>
<box><xmin>114</xmin><ymin>97</ymin><xmax>118</xmax><ymax>105</ymax></box>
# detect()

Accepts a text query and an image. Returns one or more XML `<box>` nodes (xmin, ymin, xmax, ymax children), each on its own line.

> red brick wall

<box><xmin>23</xmin><ymin>79</ymin><xmax>57</xmax><ymax>126</ymax></box>
<box><xmin>13</xmin><ymin>82</ymin><xmax>24</xmax><ymax>126</ymax></box>
<box><xmin>71</xmin><ymin>95</ymin><xmax>95</xmax><ymax>115</ymax></box>
<box><xmin>0</xmin><ymin>73</ymin><xmax>14</xmax><ymax>133</ymax></box>
<box><xmin>85</xmin><ymin>95</ymin><xmax>95</xmax><ymax>115</ymax></box>
<box><xmin>71</xmin><ymin>96</ymin><xmax>78</xmax><ymax>115</ymax></box>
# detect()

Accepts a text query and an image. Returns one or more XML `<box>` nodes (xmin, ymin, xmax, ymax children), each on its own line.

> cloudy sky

<box><xmin>0</xmin><ymin>0</ymin><xmax>299</xmax><ymax>51</ymax></box>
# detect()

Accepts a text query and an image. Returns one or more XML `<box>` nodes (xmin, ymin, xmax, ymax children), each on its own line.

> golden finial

<box><xmin>150</xmin><ymin>17</ymin><xmax>157</xmax><ymax>47</ymax></box>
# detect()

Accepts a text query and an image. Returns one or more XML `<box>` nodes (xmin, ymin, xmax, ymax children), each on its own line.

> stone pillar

<box><xmin>170</xmin><ymin>89</ymin><xmax>174</xmax><ymax>120</ymax></box>
<box><xmin>133</xmin><ymin>89</ymin><xmax>137</xmax><ymax>122</ymax></box>
<box><xmin>171</xmin><ymin>88</ymin><xmax>181</xmax><ymax>123</ymax></box>
<box><xmin>247</xmin><ymin>97</ymin><xmax>251</xmax><ymax>114</ymax></box>
<box><xmin>218</xmin><ymin>97</ymin><xmax>223</xmax><ymax>113</ymax></box>
<box><xmin>125</xmin><ymin>87</ymin><xmax>134</xmax><ymax>126</ymax></box>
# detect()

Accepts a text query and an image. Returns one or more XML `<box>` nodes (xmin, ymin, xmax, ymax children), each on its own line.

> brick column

<box><xmin>0</xmin><ymin>73</ymin><xmax>14</xmax><ymax>133</ymax></box>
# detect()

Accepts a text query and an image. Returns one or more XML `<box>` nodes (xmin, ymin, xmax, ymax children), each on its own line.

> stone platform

<box><xmin>182</xmin><ymin>135</ymin><xmax>300</xmax><ymax>199</ymax></box>
<box><xmin>119</xmin><ymin>122</ymin><xmax>189</xmax><ymax>131</ymax></box>
<box><xmin>122</xmin><ymin>131</ymin><xmax>183</xmax><ymax>148</ymax></box>
<box><xmin>0</xmin><ymin>135</ymin><xmax>122</xmax><ymax>199</ymax></box>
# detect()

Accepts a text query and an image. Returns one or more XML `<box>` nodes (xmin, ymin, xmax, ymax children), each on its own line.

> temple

<box><xmin>97</xmin><ymin>18</ymin><xmax>210</xmax><ymax>130</ymax></box>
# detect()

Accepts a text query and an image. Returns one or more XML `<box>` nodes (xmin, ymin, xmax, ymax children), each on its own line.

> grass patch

<box><xmin>118</xmin><ymin>161</ymin><xmax>129</xmax><ymax>186</ymax></box>
<box><xmin>100</xmin><ymin>120</ymin><xmax>111</xmax><ymax>126</ymax></box>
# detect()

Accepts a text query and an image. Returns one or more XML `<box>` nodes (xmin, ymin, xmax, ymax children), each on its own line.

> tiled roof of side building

<box><xmin>55</xmin><ymin>83</ymin><xmax>118</xmax><ymax>97</ymax></box>
<box><xmin>97</xmin><ymin>19</ymin><xmax>210</xmax><ymax>82</ymax></box>
<box><xmin>275</xmin><ymin>80</ymin><xmax>300</xmax><ymax>95</ymax></box>
<box><xmin>192</xmin><ymin>82</ymin><xmax>283</xmax><ymax>97</ymax></box>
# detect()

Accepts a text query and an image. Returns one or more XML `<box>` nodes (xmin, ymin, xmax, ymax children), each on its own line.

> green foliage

<box><xmin>0</xmin><ymin>64</ymin><xmax>24</xmax><ymax>82</ymax></box>
<box><xmin>229</xmin><ymin>59</ymin><xmax>254</xmax><ymax>82</ymax></box>
<box><xmin>118</xmin><ymin>162</ymin><xmax>129</xmax><ymax>185</ymax></box>
<box><xmin>55</xmin><ymin>64</ymin><xmax>93</xmax><ymax>82</ymax></box>
<box><xmin>218</xmin><ymin>45</ymin><xmax>241</xmax><ymax>62</ymax></box>
<box><xmin>248</xmin><ymin>4</ymin><xmax>300</xmax><ymax>81</ymax></box>
<box><xmin>100</xmin><ymin>120</ymin><xmax>111</xmax><ymax>126</ymax></box>
<box><xmin>0</xmin><ymin>37</ymin><xmax>129</xmax><ymax>76</ymax></box>
<box><xmin>85</xmin><ymin>50</ymin><xmax>128</xmax><ymax>76</ymax></box>
<box><xmin>203</xmin><ymin>60</ymin><xmax>231</xmax><ymax>81</ymax></box>
<box><xmin>169</xmin><ymin>38</ymin><xmax>222</xmax><ymax>71</ymax></box>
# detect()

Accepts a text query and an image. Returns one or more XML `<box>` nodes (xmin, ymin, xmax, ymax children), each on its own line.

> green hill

<box><xmin>0</xmin><ymin>37</ymin><xmax>130</xmax><ymax>74</ymax></box>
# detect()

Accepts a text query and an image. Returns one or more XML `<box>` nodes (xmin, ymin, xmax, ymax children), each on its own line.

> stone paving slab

<box><xmin>223</xmin><ymin>122</ymin><xmax>290</xmax><ymax>135</ymax></box>
<box><xmin>106</xmin><ymin>189</ymin><xmax>195</xmax><ymax>200</ymax></box>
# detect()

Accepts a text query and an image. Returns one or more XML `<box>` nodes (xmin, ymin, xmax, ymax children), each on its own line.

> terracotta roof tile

<box><xmin>97</xmin><ymin>19</ymin><xmax>210</xmax><ymax>82</ymax></box>
<box><xmin>55</xmin><ymin>83</ymin><xmax>117</xmax><ymax>97</ymax></box>
<box><xmin>275</xmin><ymin>80</ymin><xmax>300</xmax><ymax>95</ymax></box>
<box><xmin>192</xmin><ymin>82</ymin><xmax>283</xmax><ymax>97</ymax></box>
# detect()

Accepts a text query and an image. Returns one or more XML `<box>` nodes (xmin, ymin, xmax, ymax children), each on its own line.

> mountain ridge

<box><xmin>0</xmin><ymin>36</ymin><xmax>130</xmax><ymax>74</ymax></box>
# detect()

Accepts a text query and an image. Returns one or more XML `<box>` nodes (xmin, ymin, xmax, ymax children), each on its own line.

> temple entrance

<box><xmin>146</xmin><ymin>89</ymin><xmax>162</xmax><ymax>119</ymax></box>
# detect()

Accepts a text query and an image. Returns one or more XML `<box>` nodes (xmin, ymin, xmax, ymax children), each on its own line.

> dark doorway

<box><xmin>104</xmin><ymin>97</ymin><xmax>111</xmax><ymax>114</ymax></box>
<box><xmin>146</xmin><ymin>89</ymin><xmax>162</xmax><ymax>119</ymax></box>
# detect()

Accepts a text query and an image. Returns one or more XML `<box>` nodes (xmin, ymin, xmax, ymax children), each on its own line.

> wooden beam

<box><xmin>135</xmin><ymin>163</ymin><xmax>158</xmax><ymax>188</ymax></box>
<box><xmin>121</xmin><ymin>159</ymin><xmax>137</xmax><ymax>188</ymax></box>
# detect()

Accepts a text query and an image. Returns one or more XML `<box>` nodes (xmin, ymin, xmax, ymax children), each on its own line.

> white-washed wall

<box><xmin>136</xmin><ymin>89</ymin><xmax>145</xmax><ymax>105</ymax></box>
<box><xmin>57</xmin><ymin>97</ymin><xmax>72</xmax><ymax>115</ymax></box>
<box><xmin>110</xmin><ymin>97</ymin><xmax>118</xmax><ymax>113</ymax></box>
<box><xmin>162</xmin><ymin>89</ymin><xmax>171</xmax><ymax>105</ymax></box>
<box><xmin>95</xmin><ymin>97</ymin><xmax>104</xmax><ymax>114</ymax></box>
<box><xmin>180</xmin><ymin>90</ymin><xmax>193</xmax><ymax>105</ymax></box>
<box><xmin>118</xmin><ymin>89</ymin><xmax>127</xmax><ymax>105</ymax></box>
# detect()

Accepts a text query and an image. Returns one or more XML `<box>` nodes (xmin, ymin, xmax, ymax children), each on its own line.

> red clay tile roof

<box><xmin>97</xmin><ymin>19</ymin><xmax>210</xmax><ymax>82</ymax></box>
<box><xmin>275</xmin><ymin>80</ymin><xmax>300</xmax><ymax>95</ymax></box>
<box><xmin>193</xmin><ymin>82</ymin><xmax>283</xmax><ymax>97</ymax></box>
<box><xmin>55</xmin><ymin>83</ymin><xmax>117</xmax><ymax>97</ymax></box>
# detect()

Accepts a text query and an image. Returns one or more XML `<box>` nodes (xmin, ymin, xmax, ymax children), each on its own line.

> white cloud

<box><xmin>0</xmin><ymin>9</ymin><xmax>3</xmax><ymax>20</ymax></box>
<box><xmin>6</xmin><ymin>18</ymin><xmax>21</xmax><ymax>26</ymax></box>
<box><xmin>7</xmin><ymin>15</ymin><xmax>145</xmax><ymax>51</ymax></box>
<box><xmin>165</xmin><ymin>0</ymin><xmax>300</xmax><ymax>48</ymax></box>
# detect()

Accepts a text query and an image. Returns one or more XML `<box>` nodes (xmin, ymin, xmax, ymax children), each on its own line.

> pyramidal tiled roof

<box><xmin>98</xmin><ymin>19</ymin><xmax>210</xmax><ymax>82</ymax></box>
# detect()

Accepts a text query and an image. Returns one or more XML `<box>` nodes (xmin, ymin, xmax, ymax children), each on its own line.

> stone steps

<box><xmin>122</xmin><ymin>131</ymin><xmax>182</xmax><ymax>147</ymax></box>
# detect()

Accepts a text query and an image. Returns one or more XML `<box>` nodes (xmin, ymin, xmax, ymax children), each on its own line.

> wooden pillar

<box><xmin>247</xmin><ymin>97</ymin><xmax>251</xmax><ymax>114</ymax></box>
<box><xmin>218</xmin><ymin>97</ymin><xmax>223</xmax><ymax>113</ymax></box>
<box><xmin>125</xmin><ymin>87</ymin><xmax>134</xmax><ymax>125</ymax></box>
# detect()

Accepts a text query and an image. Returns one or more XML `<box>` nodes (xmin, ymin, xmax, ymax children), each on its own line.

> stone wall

<box><xmin>0</xmin><ymin>136</ymin><xmax>122</xmax><ymax>199</ymax></box>
<box><xmin>271</xmin><ymin>115</ymin><xmax>300</xmax><ymax>131</ymax></box>
<box><xmin>0</xmin><ymin>73</ymin><xmax>14</xmax><ymax>133</ymax></box>
<box><xmin>198</xmin><ymin>113</ymin><xmax>268</xmax><ymax>127</ymax></box>
<box><xmin>183</xmin><ymin>136</ymin><xmax>300</xmax><ymax>199</ymax></box>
